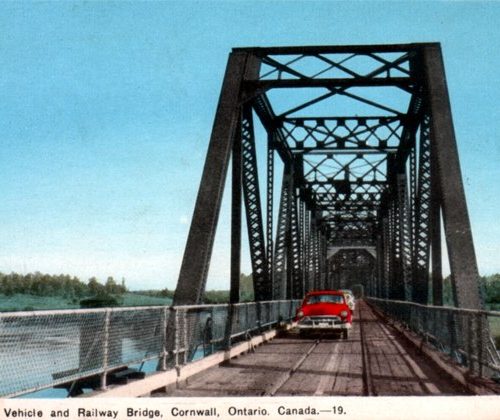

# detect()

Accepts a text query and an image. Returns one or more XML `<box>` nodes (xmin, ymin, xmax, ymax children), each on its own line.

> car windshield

<box><xmin>305</xmin><ymin>294</ymin><xmax>344</xmax><ymax>304</ymax></box>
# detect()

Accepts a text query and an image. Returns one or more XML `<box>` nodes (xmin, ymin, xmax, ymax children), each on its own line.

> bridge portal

<box><xmin>174</xmin><ymin>43</ymin><xmax>482</xmax><ymax>310</ymax></box>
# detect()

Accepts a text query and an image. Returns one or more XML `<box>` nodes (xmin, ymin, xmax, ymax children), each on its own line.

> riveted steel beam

<box><xmin>174</xmin><ymin>52</ymin><xmax>259</xmax><ymax>305</ymax></box>
<box><xmin>422</xmin><ymin>44</ymin><xmax>482</xmax><ymax>309</ymax></box>
<box><xmin>175</xmin><ymin>43</ymin><xmax>482</xmax><ymax>317</ymax></box>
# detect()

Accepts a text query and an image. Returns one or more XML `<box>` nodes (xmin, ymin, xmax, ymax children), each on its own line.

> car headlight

<box><xmin>297</xmin><ymin>310</ymin><xmax>304</xmax><ymax>318</ymax></box>
<box><xmin>340</xmin><ymin>310</ymin><xmax>348</xmax><ymax>317</ymax></box>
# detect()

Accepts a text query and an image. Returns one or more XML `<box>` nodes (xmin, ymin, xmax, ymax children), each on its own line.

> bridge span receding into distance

<box><xmin>2</xmin><ymin>43</ymin><xmax>500</xmax><ymax>398</ymax></box>
<box><xmin>1</xmin><ymin>298</ymin><xmax>499</xmax><ymax>398</ymax></box>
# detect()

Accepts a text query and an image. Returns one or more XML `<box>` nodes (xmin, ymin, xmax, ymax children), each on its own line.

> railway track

<box><xmin>265</xmin><ymin>316</ymin><xmax>375</xmax><ymax>396</ymax></box>
<box><xmin>264</xmin><ymin>339</ymin><xmax>321</xmax><ymax>396</ymax></box>
<box><xmin>261</xmin><ymin>300</ymin><xmax>377</xmax><ymax>396</ymax></box>
<box><xmin>164</xmin><ymin>300</ymin><xmax>473</xmax><ymax>397</ymax></box>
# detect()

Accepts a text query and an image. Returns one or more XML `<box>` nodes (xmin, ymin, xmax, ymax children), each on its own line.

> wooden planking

<box><xmin>362</xmin><ymin>303</ymin><xmax>430</xmax><ymax>395</ymax></box>
<box><xmin>276</xmin><ymin>342</ymin><xmax>340</xmax><ymax>395</ymax></box>
<box><xmin>331</xmin><ymin>339</ymin><xmax>364</xmax><ymax>395</ymax></box>
<box><xmin>158</xmin><ymin>300</ymin><xmax>471</xmax><ymax>397</ymax></box>
<box><xmin>169</xmin><ymin>340</ymin><xmax>312</xmax><ymax>396</ymax></box>
<box><xmin>360</xmin><ymin>302</ymin><xmax>470</xmax><ymax>396</ymax></box>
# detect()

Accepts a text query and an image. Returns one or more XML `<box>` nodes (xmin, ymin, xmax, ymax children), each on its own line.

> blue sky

<box><xmin>1</xmin><ymin>1</ymin><xmax>499</xmax><ymax>290</ymax></box>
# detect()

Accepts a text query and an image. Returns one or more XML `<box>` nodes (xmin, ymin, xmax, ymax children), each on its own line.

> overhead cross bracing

<box><xmin>174</xmin><ymin>43</ymin><xmax>483</xmax><ymax>314</ymax></box>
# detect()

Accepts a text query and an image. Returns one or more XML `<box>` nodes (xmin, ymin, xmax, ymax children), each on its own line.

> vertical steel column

<box><xmin>392</xmin><ymin>188</ymin><xmax>403</xmax><ymax>299</ymax></box>
<box><xmin>388</xmin><ymin>199</ymin><xmax>398</xmax><ymax>298</ymax></box>
<box><xmin>304</xmin><ymin>209</ymin><xmax>312</xmax><ymax>292</ymax></box>
<box><xmin>312</xmin><ymin>219</ymin><xmax>321</xmax><ymax>290</ymax></box>
<box><xmin>310</xmin><ymin>213</ymin><xmax>316</xmax><ymax>291</ymax></box>
<box><xmin>230</xmin><ymin>118</ymin><xmax>242</xmax><ymax>304</ymax></box>
<box><xmin>300</xmin><ymin>201</ymin><xmax>306</xmax><ymax>294</ymax></box>
<box><xmin>422</xmin><ymin>44</ymin><xmax>482</xmax><ymax>309</ymax></box>
<box><xmin>382</xmin><ymin>216</ymin><xmax>390</xmax><ymax>299</ymax></box>
<box><xmin>430</xmin><ymin>155</ymin><xmax>443</xmax><ymax>306</ymax></box>
<box><xmin>284</xmin><ymin>176</ymin><xmax>295</xmax><ymax>299</ymax></box>
<box><xmin>375</xmin><ymin>233</ymin><xmax>383</xmax><ymax>297</ymax></box>
<box><xmin>290</xmin><ymin>190</ymin><xmax>303</xmax><ymax>298</ymax></box>
<box><xmin>174</xmin><ymin>52</ymin><xmax>258</xmax><ymax>305</ymax></box>
<box><xmin>319</xmin><ymin>230</ymin><xmax>327</xmax><ymax>290</ymax></box>
<box><xmin>273</xmin><ymin>166</ymin><xmax>292</xmax><ymax>299</ymax></box>
<box><xmin>413</xmin><ymin>115</ymin><xmax>432</xmax><ymax>304</ymax></box>
<box><xmin>241</xmin><ymin>105</ymin><xmax>270</xmax><ymax>301</ymax></box>
<box><xmin>409</xmin><ymin>146</ymin><xmax>417</xmax><ymax>298</ymax></box>
<box><xmin>397</xmin><ymin>173</ymin><xmax>412</xmax><ymax>300</ymax></box>
<box><xmin>266</xmin><ymin>132</ymin><xmax>274</xmax><ymax>294</ymax></box>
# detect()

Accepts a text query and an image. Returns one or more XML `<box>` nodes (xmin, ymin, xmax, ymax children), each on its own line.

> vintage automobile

<box><xmin>340</xmin><ymin>289</ymin><xmax>356</xmax><ymax>311</ymax></box>
<box><xmin>295</xmin><ymin>290</ymin><xmax>352</xmax><ymax>339</ymax></box>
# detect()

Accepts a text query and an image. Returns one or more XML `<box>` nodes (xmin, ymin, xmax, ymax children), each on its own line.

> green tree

<box><xmin>88</xmin><ymin>277</ymin><xmax>104</xmax><ymax>296</ymax></box>
<box><xmin>240</xmin><ymin>273</ymin><xmax>254</xmax><ymax>302</ymax></box>
<box><xmin>105</xmin><ymin>276</ymin><xmax>118</xmax><ymax>295</ymax></box>
<box><xmin>483</xmin><ymin>274</ymin><xmax>500</xmax><ymax>304</ymax></box>
<box><xmin>0</xmin><ymin>274</ymin><xmax>15</xmax><ymax>296</ymax></box>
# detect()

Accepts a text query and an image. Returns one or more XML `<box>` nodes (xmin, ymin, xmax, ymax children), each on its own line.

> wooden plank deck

<box><xmin>162</xmin><ymin>300</ymin><xmax>471</xmax><ymax>397</ymax></box>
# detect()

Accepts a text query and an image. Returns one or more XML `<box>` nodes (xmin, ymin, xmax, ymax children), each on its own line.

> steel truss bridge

<box><xmin>2</xmin><ymin>43</ymin><xmax>500</xmax><ymax>399</ymax></box>
<box><xmin>176</xmin><ymin>42</ymin><xmax>482</xmax><ymax>309</ymax></box>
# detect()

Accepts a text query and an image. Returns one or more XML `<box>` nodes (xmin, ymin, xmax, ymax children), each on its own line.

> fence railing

<box><xmin>0</xmin><ymin>300</ymin><xmax>300</xmax><ymax>398</ymax></box>
<box><xmin>367</xmin><ymin>297</ymin><xmax>500</xmax><ymax>378</ymax></box>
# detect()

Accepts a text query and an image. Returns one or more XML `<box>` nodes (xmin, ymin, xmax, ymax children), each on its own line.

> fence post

<box><xmin>448</xmin><ymin>310</ymin><xmax>457</xmax><ymax>360</ymax></box>
<box><xmin>161</xmin><ymin>307</ymin><xmax>168</xmax><ymax>371</ymax></box>
<box><xmin>224</xmin><ymin>303</ymin><xmax>234</xmax><ymax>350</ymax></box>
<box><xmin>245</xmin><ymin>303</ymin><xmax>250</xmax><ymax>335</ymax></box>
<box><xmin>476</xmin><ymin>312</ymin><xmax>484</xmax><ymax>377</ymax></box>
<box><xmin>466</xmin><ymin>314</ymin><xmax>474</xmax><ymax>373</ymax></box>
<box><xmin>430</xmin><ymin>307</ymin><xmax>437</xmax><ymax>345</ymax></box>
<box><xmin>100</xmin><ymin>309</ymin><xmax>111</xmax><ymax>390</ymax></box>
<box><xmin>257</xmin><ymin>301</ymin><xmax>262</xmax><ymax>332</ymax></box>
<box><xmin>174</xmin><ymin>307</ymin><xmax>180</xmax><ymax>368</ymax></box>
<box><xmin>211</xmin><ymin>306</ymin><xmax>216</xmax><ymax>353</ymax></box>
<box><xmin>182</xmin><ymin>309</ymin><xmax>188</xmax><ymax>365</ymax></box>
<box><xmin>422</xmin><ymin>306</ymin><xmax>427</xmax><ymax>339</ymax></box>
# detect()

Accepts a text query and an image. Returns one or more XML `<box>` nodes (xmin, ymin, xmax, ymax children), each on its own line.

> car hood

<box><xmin>301</xmin><ymin>302</ymin><xmax>349</xmax><ymax>316</ymax></box>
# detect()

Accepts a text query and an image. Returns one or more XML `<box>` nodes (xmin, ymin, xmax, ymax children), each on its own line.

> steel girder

<box><xmin>412</xmin><ymin>114</ymin><xmax>432</xmax><ymax>303</ymax></box>
<box><xmin>241</xmin><ymin>106</ymin><xmax>271</xmax><ymax>301</ymax></box>
<box><xmin>174</xmin><ymin>43</ymin><xmax>483</xmax><ymax>312</ymax></box>
<box><xmin>422</xmin><ymin>45</ymin><xmax>482</xmax><ymax>309</ymax></box>
<box><xmin>174</xmin><ymin>52</ymin><xmax>256</xmax><ymax>305</ymax></box>
<box><xmin>266</xmin><ymin>132</ymin><xmax>274</xmax><ymax>295</ymax></box>
<box><xmin>272</xmin><ymin>165</ymin><xmax>304</xmax><ymax>300</ymax></box>
<box><xmin>273</xmin><ymin>166</ymin><xmax>292</xmax><ymax>299</ymax></box>
<box><xmin>397</xmin><ymin>173</ymin><xmax>412</xmax><ymax>300</ymax></box>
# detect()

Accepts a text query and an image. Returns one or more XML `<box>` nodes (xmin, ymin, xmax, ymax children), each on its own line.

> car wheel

<box><xmin>342</xmin><ymin>330</ymin><xmax>348</xmax><ymax>340</ymax></box>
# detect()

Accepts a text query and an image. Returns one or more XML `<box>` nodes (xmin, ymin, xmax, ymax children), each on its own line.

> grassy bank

<box><xmin>0</xmin><ymin>293</ymin><xmax>172</xmax><ymax>312</ymax></box>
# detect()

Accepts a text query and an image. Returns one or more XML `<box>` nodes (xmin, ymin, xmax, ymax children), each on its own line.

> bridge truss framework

<box><xmin>173</xmin><ymin>43</ymin><xmax>482</xmax><ymax>310</ymax></box>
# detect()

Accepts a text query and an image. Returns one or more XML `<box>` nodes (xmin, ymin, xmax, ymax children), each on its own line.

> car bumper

<box><xmin>296</xmin><ymin>317</ymin><xmax>351</xmax><ymax>330</ymax></box>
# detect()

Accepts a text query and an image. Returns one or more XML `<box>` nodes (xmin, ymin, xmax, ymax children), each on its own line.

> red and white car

<box><xmin>295</xmin><ymin>290</ymin><xmax>352</xmax><ymax>339</ymax></box>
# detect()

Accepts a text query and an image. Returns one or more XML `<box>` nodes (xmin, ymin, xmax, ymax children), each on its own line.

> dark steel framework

<box><xmin>173</xmin><ymin>43</ymin><xmax>483</xmax><ymax>310</ymax></box>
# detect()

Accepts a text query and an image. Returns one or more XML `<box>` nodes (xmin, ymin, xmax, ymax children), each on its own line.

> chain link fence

<box><xmin>0</xmin><ymin>300</ymin><xmax>300</xmax><ymax>398</ymax></box>
<box><xmin>173</xmin><ymin>300</ymin><xmax>300</xmax><ymax>366</ymax></box>
<box><xmin>367</xmin><ymin>297</ymin><xmax>500</xmax><ymax>378</ymax></box>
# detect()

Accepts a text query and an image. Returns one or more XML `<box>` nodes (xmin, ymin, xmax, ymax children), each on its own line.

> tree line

<box><xmin>442</xmin><ymin>274</ymin><xmax>500</xmax><ymax>306</ymax></box>
<box><xmin>135</xmin><ymin>273</ymin><xmax>255</xmax><ymax>304</ymax></box>
<box><xmin>2</xmin><ymin>270</ymin><xmax>498</xmax><ymax>306</ymax></box>
<box><xmin>0</xmin><ymin>271</ymin><xmax>127</xmax><ymax>299</ymax></box>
